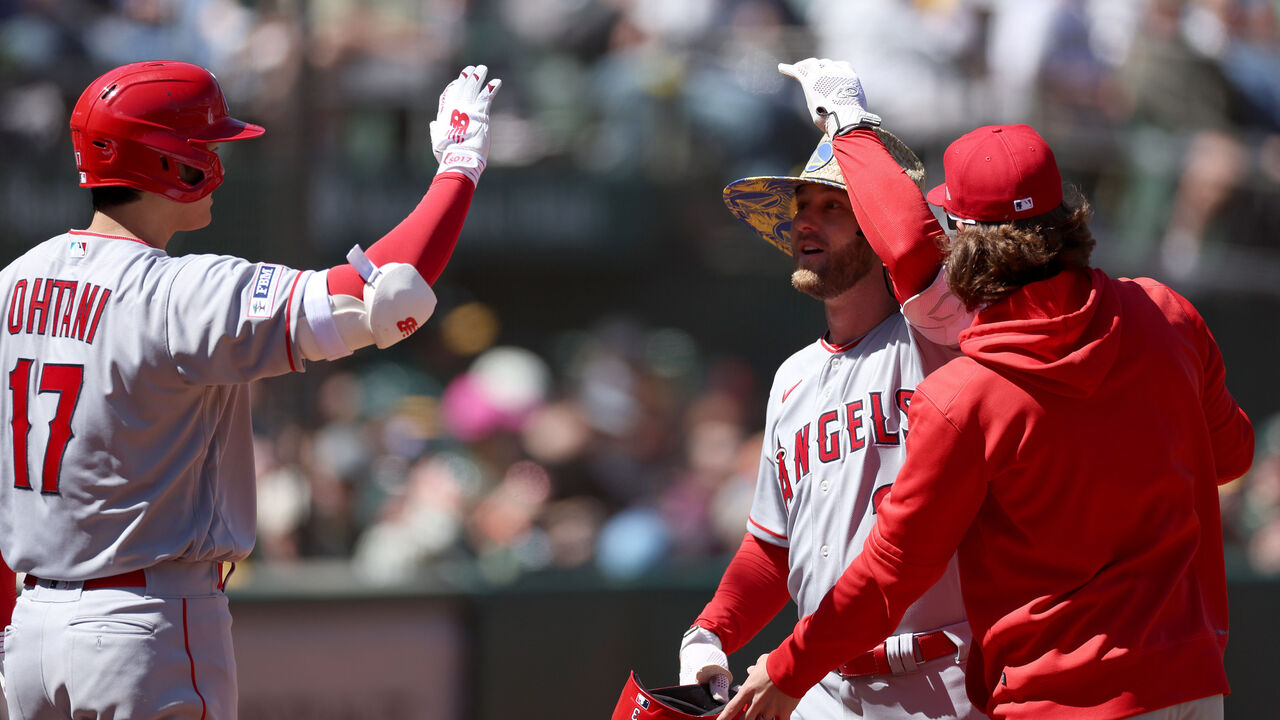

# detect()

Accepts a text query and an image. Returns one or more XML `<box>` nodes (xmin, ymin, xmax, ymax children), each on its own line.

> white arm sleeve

<box><xmin>299</xmin><ymin>270</ymin><xmax>354</xmax><ymax>361</ymax></box>
<box><xmin>900</xmin><ymin>268</ymin><xmax>974</xmax><ymax>348</ymax></box>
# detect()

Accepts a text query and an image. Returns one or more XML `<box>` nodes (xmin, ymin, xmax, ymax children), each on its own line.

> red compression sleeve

<box><xmin>832</xmin><ymin>129</ymin><xmax>947</xmax><ymax>303</ymax></box>
<box><xmin>694</xmin><ymin>533</ymin><xmax>792</xmax><ymax>655</ymax></box>
<box><xmin>326</xmin><ymin>173</ymin><xmax>475</xmax><ymax>297</ymax></box>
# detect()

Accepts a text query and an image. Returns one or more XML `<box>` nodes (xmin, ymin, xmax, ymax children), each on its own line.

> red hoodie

<box><xmin>766</xmin><ymin>267</ymin><xmax>1254</xmax><ymax>719</ymax></box>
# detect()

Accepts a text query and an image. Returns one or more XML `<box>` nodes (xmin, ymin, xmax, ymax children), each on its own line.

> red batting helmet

<box><xmin>611</xmin><ymin>672</ymin><xmax>745</xmax><ymax>720</ymax></box>
<box><xmin>70</xmin><ymin>60</ymin><xmax>264</xmax><ymax>203</ymax></box>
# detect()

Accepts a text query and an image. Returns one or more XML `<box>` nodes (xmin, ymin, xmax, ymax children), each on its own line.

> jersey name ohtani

<box><xmin>774</xmin><ymin>388</ymin><xmax>913</xmax><ymax>507</ymax></box>
<box><xmin>6</xmin><ymin>277</ymin><xmax>112</xmax><ymax>345</ymax></box>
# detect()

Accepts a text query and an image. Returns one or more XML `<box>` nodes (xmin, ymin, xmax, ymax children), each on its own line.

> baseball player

<box><xmin>680</xmin><ymin>59</ymin><xmax>983</xmax><ymax>719</ymax></box>
<box><xmin>721</xmin><ymin>66</ymin><xmax>1255</xmax><ymax>720</ymax></box>
<box><xmin>0</xmin><ymin>60</ymin><xmax>499</xmax><ymax>718</ymax></box>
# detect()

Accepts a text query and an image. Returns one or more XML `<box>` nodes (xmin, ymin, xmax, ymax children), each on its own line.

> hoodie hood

<box><xmin>959</xmin><ymin>268</ymin><xmax>1121</xmax><ymax>398</ymax></box>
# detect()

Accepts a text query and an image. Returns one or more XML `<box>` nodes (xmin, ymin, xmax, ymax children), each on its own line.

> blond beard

<box><xmin>791</xmin><ymin>268</ymin><xmax>827</xmax><ymax>297</ymax></box>
<box><xmin>790</xmin><ymin>242</ymin><xmax>877</xmax><ymax>299</ymax></box>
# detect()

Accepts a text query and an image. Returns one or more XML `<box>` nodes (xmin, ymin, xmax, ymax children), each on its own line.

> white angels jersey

<box><xmin>0</xmin><ymin>230</ymin><xmax>311</xmax><ymax>580</ymax></box>
<box><xmin>748</xmin><ymin>308</ymin><xmax>966</xmax><ymax>634</ymax></box>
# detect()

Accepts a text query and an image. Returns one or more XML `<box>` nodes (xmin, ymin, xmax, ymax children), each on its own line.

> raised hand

<box><xmin>778</xmin><ymin>58</ymin><xmax>881</xmax><ymax>137</ymax></box>
<box><xmin>429</xmin><ymin>64</ymin><xmax>502</xmax><ymax>185</ymax></box>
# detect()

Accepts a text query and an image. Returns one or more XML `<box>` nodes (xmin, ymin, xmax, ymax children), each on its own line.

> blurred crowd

<box><xmin>4</xmin><ymin>0</ymin><xmax>1280</xmax><ymax>581</ymax></box>
<box><xmin>247</xmin><ymin>319</ymin><xmax>767</xmax><ymax>583</ymax></box>
<box><xmin>6</xmin><ymin>0</ymin><xmax>1280</xmax><ymax>276</ymax></box>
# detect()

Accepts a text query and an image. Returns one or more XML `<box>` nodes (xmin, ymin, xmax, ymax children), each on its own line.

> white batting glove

<box><xmin>429</xmin><ymin>64</ymin><xmax>502</xmax><ymax>186</ymax></box>
<box><xmin>778</xmin><ymin>58</ymin><xmax>881</xmax><ymax>137</ymax></box>
<box><xmin>679</xmin><ymin>625</ymin><xmax>732</xmax><ymax>703</ymax></box>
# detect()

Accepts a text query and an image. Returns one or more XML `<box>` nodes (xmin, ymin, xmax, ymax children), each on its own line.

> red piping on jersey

<box><xmin>182</xmin><ymin>598</ymin><xmax>208</xmax><ymax>720</ymax></box>
<box><xmin>820</xmin><ymin>332</ymin><xmax>864</xmax><ymax>354</ymax></box>
<box><xmin>283</xmin><ymin>272</ymin><xmax>304</xmax><ymax>372</ymax></box>
<box><xmin>748</xmin><ymin>516</ymin><xmax>787</xmax><ymax>540</ymax></box>
<box><xmin>68</xmin><ymin>229</ymin><xmax>154</xmax><ymax>247</ymax></box>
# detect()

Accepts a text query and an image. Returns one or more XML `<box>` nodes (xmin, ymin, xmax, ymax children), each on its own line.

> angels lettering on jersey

<box><xmin>773</xmin><ymin>388</ymin><xmax>913</xmax><ymax>510</ymax></box>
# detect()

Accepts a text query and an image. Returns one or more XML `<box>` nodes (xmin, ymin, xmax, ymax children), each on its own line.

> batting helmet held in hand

<box><xmin>611</xmin><ymin>672</ymin><xmax>746</xmax><ymax>720</ymax></box>
<box><xmin>70</xmin><ymin>61</ymin><xmax>264</xmax><ymax>203</ymax></box>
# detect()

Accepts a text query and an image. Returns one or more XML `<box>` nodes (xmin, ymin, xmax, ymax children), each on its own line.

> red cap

<box><xmin>926</xmin><ymin>124</ymin><xmax>1062</xmax><ymax>223</ymax></box>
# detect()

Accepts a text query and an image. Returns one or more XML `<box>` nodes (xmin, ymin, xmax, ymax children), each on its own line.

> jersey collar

<box><xmin>70</xmin><ymin>229</ymin><xmax>156</xmax><ymax>247</ymax></box>
<box><xmin>820</xmin><ymin>331</ymin><xmax>865</xmax><ymax>354</ymax></box>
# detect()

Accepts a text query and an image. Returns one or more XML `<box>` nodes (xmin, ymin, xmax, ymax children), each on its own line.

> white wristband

<box><xmin>436</xmin><ymin>146</ymin><xmax>485</xmax><ymax>187</ymax></box>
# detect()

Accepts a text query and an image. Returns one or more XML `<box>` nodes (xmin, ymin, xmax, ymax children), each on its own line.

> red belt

<box><xmin>23</xmin><ymin>569</ymin><xmax>147</xmax><ymax>590</ymax></box>
<box><xmin>22</xmin><ymin>563</ymin><xmax>230</xmax><ymax>590</ymax></box>
<box><xmin>837</xmin><ymin>630</ymin><xmax>958</xmax><ymax>678</ymax></box>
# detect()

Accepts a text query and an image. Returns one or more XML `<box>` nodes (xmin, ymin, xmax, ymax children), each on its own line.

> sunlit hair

<box><xmin>944</xmin><ymin>187</ymin><xmax>1095</xmax><ymax>310</ymax></box>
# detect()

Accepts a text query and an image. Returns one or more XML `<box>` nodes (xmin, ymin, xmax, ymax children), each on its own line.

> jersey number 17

<box><xmin>8</xmin><ymin>359</ymin><xmax>84</xmax><ymax>494</ymax></box>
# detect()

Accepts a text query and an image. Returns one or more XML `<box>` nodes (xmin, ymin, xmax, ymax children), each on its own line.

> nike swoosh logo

<box><xmin>782</xmin><ymin>379</ymin><xmax>803</xmax><ymax>404</ymax></box>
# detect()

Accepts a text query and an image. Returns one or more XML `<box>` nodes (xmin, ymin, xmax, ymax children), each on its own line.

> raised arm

<box><xmin>780</xmin><ymin>57</ymin><xmax>969</xmax><ymax>345</ymax></box>
<box><xmin>296</xmin><ymin>65</ymin><xmax>500</xmax><ymax>360</ymax></box>
<box><xmin>831</xmin><ymin>129</ymin><xmax>946</xmax><ymax>303</ymax></box>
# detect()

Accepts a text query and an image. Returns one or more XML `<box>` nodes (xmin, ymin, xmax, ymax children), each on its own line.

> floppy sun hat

<box><xmin>722</xmin><ymin>127</ymin><xmax>925</xmax><ymax>255</ymax></box>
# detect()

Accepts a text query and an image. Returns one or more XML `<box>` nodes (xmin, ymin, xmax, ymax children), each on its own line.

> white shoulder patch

<box><xmin>247</xmin><ymin>263</ymin><xmax>285</xmax><ymax>320</ymax></box>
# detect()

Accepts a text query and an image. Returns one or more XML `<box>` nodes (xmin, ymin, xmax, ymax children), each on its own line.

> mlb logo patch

<box><xmin>635</xmin><ymin>694</ymin><xmax>650</xmax><ymax>709</ymax></box>
<box><xmin>68</xmin><ymin>239</ymin><xmax>88</xmax><ymax>258</ymax></box>
<box><xmin>1013</xmin><ymin>197</ymin><xmax>1035</xmax><ymax>212</ymax></box>
<box><xmin>246</xmin><ymin>263</ymin><xmax>283</xmax><ymax>319</ymax></box>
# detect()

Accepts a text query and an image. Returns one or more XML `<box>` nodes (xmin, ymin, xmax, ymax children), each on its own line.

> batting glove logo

<box><xmin>449</xmin><ymin>110</ymin><xmax>470</xmax><ymax>143</ymax></box>
<box><xmin>833</xmin><ymin>83</ymin><xmax>864</xmax><ymax>101</ymax></box>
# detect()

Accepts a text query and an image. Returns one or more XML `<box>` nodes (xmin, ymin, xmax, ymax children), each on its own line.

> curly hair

<box><xmin>944</xmin><ymin>188</ymin><xmax>1096</xmax><ymax>310</ymax></box>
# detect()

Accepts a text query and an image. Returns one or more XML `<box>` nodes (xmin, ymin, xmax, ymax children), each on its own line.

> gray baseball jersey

<box><xmin>0</xmin><ymin>230</ymin><xmax>311</xmax><ymax>580</ymax></box>
<box><xmin>749</xmin><ymin>309</ymin><xmax>963</xmax><ymax>625</ymax></box>
<box><xmin>748</xmin><ymin>280</ymin><xmax>981</xmax><ymax>719</ymax></box>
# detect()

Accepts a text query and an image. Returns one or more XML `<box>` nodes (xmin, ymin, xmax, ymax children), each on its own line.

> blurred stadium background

<box><xmin>3</xmin><ymin>0</ymin><xmax>1280</xmax><ymax>718</ymax></box>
